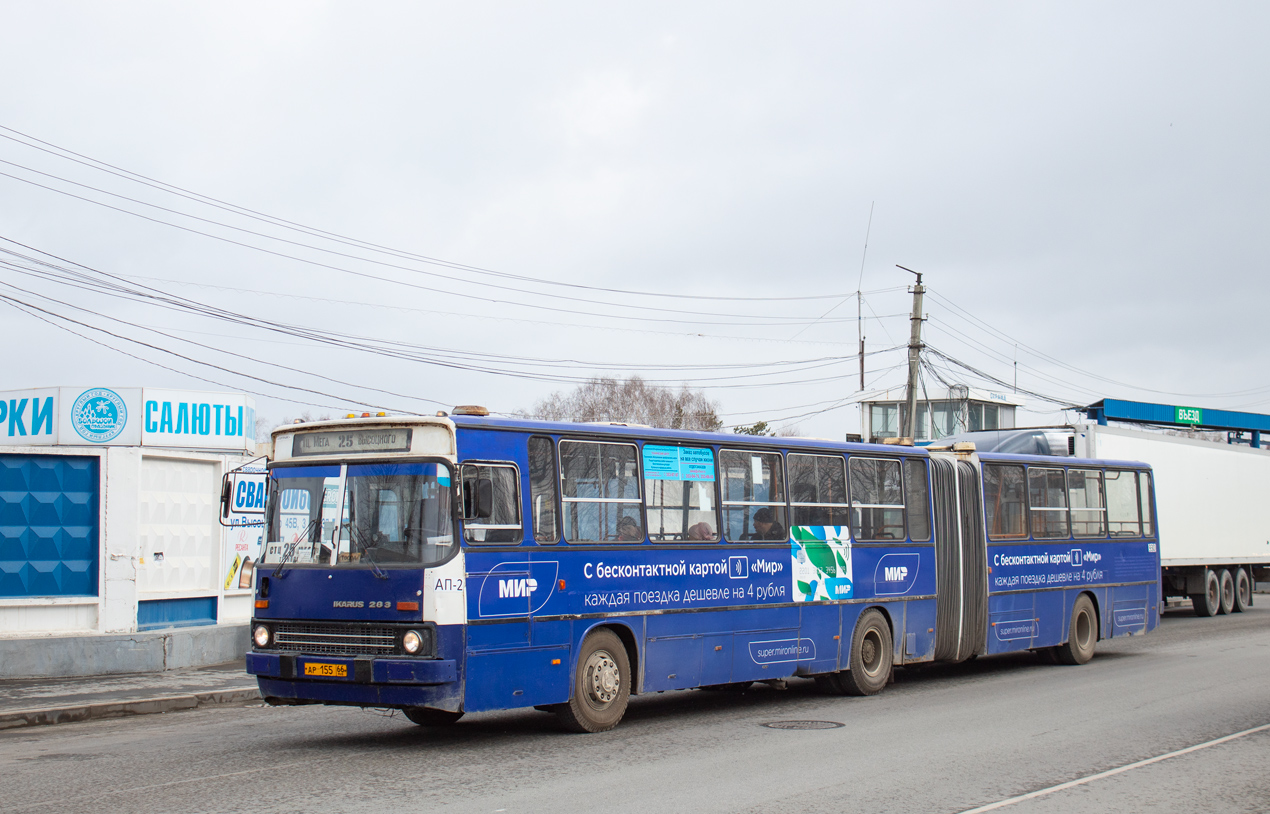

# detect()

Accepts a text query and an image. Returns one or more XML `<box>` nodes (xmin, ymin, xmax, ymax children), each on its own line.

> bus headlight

<box><xmin>253</xmin><ymin>625</ymin><xmax>272</xmax><ymax>648</ymax></box>
<box><xmin>402</xmin><ymin>630</ymin><xmax>424</xmax><ymax>655</ymax></box>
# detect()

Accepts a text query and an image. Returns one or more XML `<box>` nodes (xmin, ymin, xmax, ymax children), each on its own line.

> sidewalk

<box><xmin>0</xmin><ymin>659</ymin><xmax>260</xmax><ymax>731</ymax></box>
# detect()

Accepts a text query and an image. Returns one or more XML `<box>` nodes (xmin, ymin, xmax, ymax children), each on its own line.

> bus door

<box><xmin>929</xmin><ymin>455</ymin><xmax>988</xmax><ymax>662</ymax></box>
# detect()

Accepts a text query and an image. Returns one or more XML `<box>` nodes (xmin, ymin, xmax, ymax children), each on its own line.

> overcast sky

<box><xmin>1</xmin><ymin>3</ymin><xmax>1267</xmax><ymax>440</ymax></box>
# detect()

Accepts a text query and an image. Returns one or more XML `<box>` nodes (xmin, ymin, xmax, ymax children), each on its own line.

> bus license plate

<box><xmin>304</xmin><ymin>662</ymin><xmax>347</xmax><ymax>678</ymax></box>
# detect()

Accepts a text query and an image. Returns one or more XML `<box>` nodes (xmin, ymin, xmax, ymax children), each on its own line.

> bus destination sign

<box><xmin>293</xmin><ymin>428</ymin><xmax>413</xmax><ymax>456</ymax></box>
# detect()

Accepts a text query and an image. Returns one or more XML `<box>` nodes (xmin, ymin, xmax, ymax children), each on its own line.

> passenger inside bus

<box><xmin>746</xmin><ymin>508</ymin><xmax>786</xmax><ymax>541</ymax></box>
<box><xmin>687</xmin><ymin>522</ymin><xmax>714</xmax><ymax>541</ymax></box>
<box><xmin>616</xmin><ymin>515</ymin><xmax>643</xmax><ymax>541</ymax></box>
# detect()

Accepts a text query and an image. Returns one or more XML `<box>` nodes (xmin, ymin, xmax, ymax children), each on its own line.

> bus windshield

<box><xmin>264</xmin><ymin>461</ymin><xmax>454</xmax><ymax>567</ymax></box>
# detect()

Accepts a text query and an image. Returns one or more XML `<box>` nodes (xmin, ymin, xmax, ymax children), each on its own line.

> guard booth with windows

<box><xmin>862</xmin><ymin>386</ymin><xmax>1025</xmax><ymax>444</ymax></box>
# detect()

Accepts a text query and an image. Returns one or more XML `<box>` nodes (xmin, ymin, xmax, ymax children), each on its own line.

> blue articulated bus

<box><xmin>241</xmin><ymin>411</ymin><xmax>1161</xmax><ymax>732</ymax></box>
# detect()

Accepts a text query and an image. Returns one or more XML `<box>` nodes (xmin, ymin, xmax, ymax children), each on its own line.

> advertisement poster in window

<box><xmin>223</xmin><ymin>464</ymin><xmax>266</xmax><ymax>591</ymax></box>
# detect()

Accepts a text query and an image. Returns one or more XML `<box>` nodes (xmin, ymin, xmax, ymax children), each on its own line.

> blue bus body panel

<box><xmin>253</xmin><ymin>567</ymin><xmax>427</xmax><ymax>622</ymax></box>
<box><xmin>988</xmin><ymin>540</ymin><xmax>1159</xmax><ymax>594</ymax></box>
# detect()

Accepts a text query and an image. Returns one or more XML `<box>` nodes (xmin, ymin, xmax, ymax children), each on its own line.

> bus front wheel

<box><xmin>1055</xmin><ymin>594</ymin><xmax>1097</xmax><ymax>665</ymax></box>
<box><xmin>557</xmin><ymin>629</ymin><xmax>631</xmax><ymax>733</ymax></box>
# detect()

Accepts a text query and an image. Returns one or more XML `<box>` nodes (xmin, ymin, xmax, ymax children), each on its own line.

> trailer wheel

<box><xmin>839</xmin><ymin>608</ymin><xmax>893</xmax><ymax>696</ymax></box>
<box><xmin>1233</xmin><ymin>567</ymin><xmax>1253</xmax><ymax>613</ymax></box>
<box><xmin>1218</xmin><ymin>569</ymin><xmax>1235</xmax><ymax>615</ymax></box>
<box><xmin>1055</xmin><ymin>594</ymin><xmax>1097</xmax><ymax>665</ymax></box>
<box><xmin>1191</xmin><ymin>570</ymin><xmax>1220</xmax><ymax>617</ymax></box>
<box><xmin>402</xmin><ymin>707</ymin><xmax>463</xmax><ymax>726</ymax></box>
<box><xmin>556</xmin><ymin>629</ymin><xmax>630</xmax><ymax>733</ymax></box>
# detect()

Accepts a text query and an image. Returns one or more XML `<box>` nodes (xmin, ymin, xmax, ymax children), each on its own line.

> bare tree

<box><xmin>256</xmin><ymin>412</ymin><xmax>331</xmax><ymax>442</ymax></box>
<box><xmin>527</xmin><ymin>376</ymin><xmax>723</xmax><ymax>431</ymax></box>
<box><xmin>733</xmin><ymin>420</ymin><xmax>802</xmax><ymax>437</ymax></box>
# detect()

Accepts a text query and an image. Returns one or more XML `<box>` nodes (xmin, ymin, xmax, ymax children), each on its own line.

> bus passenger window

<box><xmin>983</xmin><ymin>464</ymin><xmax>1027</xmax><ymax>540</ymax></box>
<box><xmin>528</xmin><ymin>436</ymin><xmax>559</xmax><ymax>543</ymax></box>
<box><xmin>462</xmin><ymin>463</ymin><xmax>522</xmax><ymax>544</ymax></box>
<box><xmin>720</xmin><ymin>450</ymin><xmax>786</xmax><ymax>541</ymax></box>
<box><xmin>560</xmin><ymin>441</ymin><xmax>643</xmax><ymax>543</ymax></box>
<box><xmin>787</xmin><ymin>453</ymin><xmax>848</xmax><ymax>527</ymax></box>
<box><xmin>1104</xmin><ymin>470</ymin><xmax>1141</xmax><ymax>537</ymax></box>
<box><xmin>904</xmin><ymin>458</ymin><xmax>931</xmax><ymax>542</ymax></box>
<box><xmin>1138</xmin><ymin>471</ymin><xmax>1154</xmax><ymax>537</ymax></box>
<box><xmin>849</xmin><ymin>457</ymin><xmax>904</xmax><ymax>541</ymax></box>
<box><xmin>1069</xmin><ymin>469</ymin><xmax>1107</xmax><ymax>538</ymax></box>
<box><xmin>643</xmin><ymin>445</ymin><xmax>718</xmax><ymax>542</ymax></box>
<box><xmin>1029</xmin><ymin>467</ymin><xmax>1069</xmax><ymax>538</ymax></box>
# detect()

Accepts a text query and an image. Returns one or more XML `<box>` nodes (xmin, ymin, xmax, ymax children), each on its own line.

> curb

<box><xmin>0</xmin><ymin>687</ymin><xmax>262</xmax><ymax>731</ymax></box>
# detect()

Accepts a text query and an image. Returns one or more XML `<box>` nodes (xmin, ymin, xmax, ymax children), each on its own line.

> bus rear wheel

<box><xmin>402</xmin><ymin>707</ymin><xmax>463</xmax><ymax>726</ymax></box>
<box><xmin>1233</xmin><ymin>567</ymin><xmax>1253</xmax><ymax>613</ymax></box>
<box><xmin>557</xmin><ymin>629</ymin><xmax>630</xmax><ymax>733</ymax></box>
<box><xmin>837</xmin><ymin>608</ymin><xmax>892</xmax><ymax>696</ymax></box>
<box><xmin>1055</xmin><ymin>594</ymin><xmax>1097</xmax><ymax>665</ymax></box>
<box><xmin>1218</xmin><ymin>569</ymin><xmax>1236</xmax><ymax>615</ymax></box>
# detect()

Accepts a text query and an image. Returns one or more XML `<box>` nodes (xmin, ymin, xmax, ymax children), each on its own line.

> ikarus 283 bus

<box><xmin>241</xmin><ymin>409</ymin><xmax>1161</xmax><ymax>732</ymax></box>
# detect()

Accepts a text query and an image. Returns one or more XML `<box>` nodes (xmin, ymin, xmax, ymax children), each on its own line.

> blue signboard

<box><xmin>988</xmin><ymin>541</ymin><xmax>1158</xmax><ymax>592</ymax></box>
<box><xmin>642</xmin><ymin>445</ymin><xmax>715</xmax><ymax>481</ymax></box>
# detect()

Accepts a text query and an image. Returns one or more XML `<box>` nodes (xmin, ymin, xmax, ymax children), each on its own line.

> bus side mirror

<box><xmin>463</xmin><ymin>478</ymin><xmax>493</xmax><ymax>519</ymax></box>
<box><xmin>220</xmin><ymin>475</ymin><xmax>233</xmax><ymax>520</ymax></box>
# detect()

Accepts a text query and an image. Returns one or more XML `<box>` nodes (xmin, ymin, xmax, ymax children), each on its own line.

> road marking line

<box><xmin>956</xmin><ymin>722</ymin><xmax>1270</xmax><ymax>814</ymax></box>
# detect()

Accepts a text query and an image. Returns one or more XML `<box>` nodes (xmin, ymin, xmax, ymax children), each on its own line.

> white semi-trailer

<box><xmin>943</xmin><ymin>423</ymin><xmax>1270</xmax><ymax>617</ymax></box>
<box><xmin>1074</xmin><ymin>424</ymin><xmax>1268</xmax><ymax>616</ymax></box>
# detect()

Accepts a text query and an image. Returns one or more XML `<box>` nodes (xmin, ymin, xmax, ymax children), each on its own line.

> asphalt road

<box><xmin>3</xmin><ymin>605</ymin><xmax>1268</xmax><ymax>814</ymax></box>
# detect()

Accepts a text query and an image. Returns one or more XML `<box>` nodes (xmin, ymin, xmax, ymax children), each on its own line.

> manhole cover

<box><xmin>761</xmin><ymin>720</ymin><xmax>844</xmax><ymax>730</ymax></box>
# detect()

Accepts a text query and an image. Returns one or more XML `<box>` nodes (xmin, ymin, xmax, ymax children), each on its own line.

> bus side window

<box><xmin>462</xmin><ymin>463</ymin><xmax>523</xmax><ymax>544</ymax></box>
<box><xmin>1104</xmin><ymin>470</ymin><xmax>1140</xmax><ymax>537</ymax></box>
<box><xmin>560</xmin><ymin>440</ymin><xmax>643</xmax><ymax>543</ymax></box>
<box><xmin>1068</xmin><ymin>469</ymin><xmax>1107</xmax><ymax>538</ymax></box>
<box><xmin>643</xmin><ymin>445</ymin><xmax>718</xmax><ymax>542</ymax></box>
<box><xmin>1138</xmin><ymin>471</ymin><xmax>1154</xmax><ymax>537</ymax></box>
<box><xmin>788</xmin><ymin>453</ymin><xmax>848</xmax><ymax>528</ymax></box>
<box><xmin>904</xmin><ymin>458</ymin><xmax>931</xmax><ymax>542</ymax></box>
<box><xmin>984</xmin><ymin>464</ymin><xmax>1027</xmax><ymax>540</ymax></box>
<box><xmin>528</xmin><ymin>436</ymin><xmax>559</xmax><ymax>544</ymax></box>
<box><xmin>720</xmin><ymin>450</ymin><xmax>787</xmax><ymax>542</ymax></box>
<box><xmin>848</xmin><ymin>457</ymin><xmax>904</xmax><ymax>541</ymax></box>
<box><xmin>1028</xmin><ymin>467</ymin><xmax>1069</xmax><ymax>538</ymax></box>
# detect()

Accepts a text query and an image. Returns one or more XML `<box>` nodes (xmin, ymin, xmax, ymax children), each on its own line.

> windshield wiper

<box><xmin>348</xmin><ymin>524</ymin><xmax>390</xmax><ymax>580</ymax></box>
<box><xmin>271</xmin><ymin>517</ymin><xmax>319</xmax><ymax>579</ymax></box>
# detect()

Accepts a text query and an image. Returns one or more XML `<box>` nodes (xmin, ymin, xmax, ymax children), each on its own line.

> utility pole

<box><xmin>856</xmin><ymin>202</ymin><xmax>873</xmax><ymax>394</ymax></box>
<box><xmin>897</xmin><ymin>265</ymin><xmax>924</xmax><ymax>441</ymax></box>
<box><xmin>858</xmin><ymin>291</ymin><xmax>865</xmax><ymax>391</ymax></box>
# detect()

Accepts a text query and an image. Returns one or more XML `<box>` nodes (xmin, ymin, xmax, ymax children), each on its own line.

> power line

<box><xmin>0</xmin><ymin>124</ymin><xmax>904</xmax><ymax>305</ymax></box>
<box><xmin>1</xmin><ymin>254</ymin><xmax>900</xmax><ymax>385</ymax></box>
<box><xmin>926</xmin><ymin>289</ymin><xmax>1270</xmax><ymax>400</ymax></box>
<box><xmin>0</xmin><ymin>172</ymin><xmax>874</xmax><ymax>328</ymax></box>
<box><xmin>115</xmin><ymin>271</ymin><xmax>906</xmax><ymax>348</ymax></box>
<box><xmin>0</xmin><ymin>240</ymin><xmax>912</xmax><ymax>394</ymax></box>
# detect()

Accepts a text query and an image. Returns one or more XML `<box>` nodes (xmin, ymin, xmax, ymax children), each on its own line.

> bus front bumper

<box><xmin>246</xmin><ymin>652</ymin><xmax>457</xmax><ymax>685</ymax></box>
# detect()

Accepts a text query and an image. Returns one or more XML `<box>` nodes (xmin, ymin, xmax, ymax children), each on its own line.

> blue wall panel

<box><xmin>0</xmin><ymin>454</ymin><xmax>98</xmax><ymax>597</ymax></box>
<box><xmin>137</xmin><ymin>596</ymin><xmax>217</xmax><ymax>630</ymax></box>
